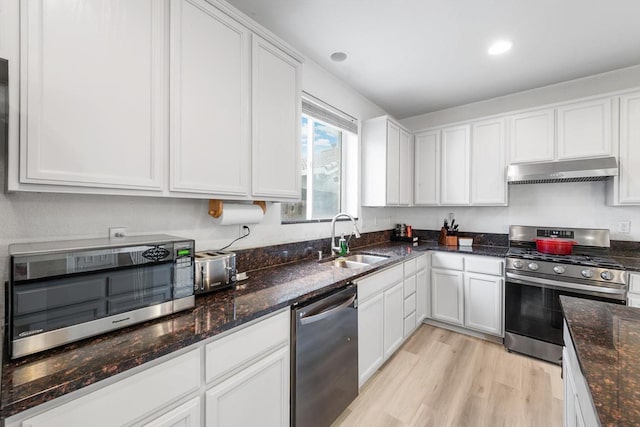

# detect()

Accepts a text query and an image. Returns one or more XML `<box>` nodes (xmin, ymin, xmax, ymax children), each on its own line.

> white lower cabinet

<box><xmin>356</xmin><ymin>263</ymin><xmax>409</xmax><ymax>387</ymax></box>
<box><xmin>357</xmin><ymin>292</ymin><xmax>385</xmax><ymax>386</ymax></box>
<box><xmin>8</xmin><ymin>310</ymin><xmax>290</xmax><ymax>427</ymax></box>
<box><xmin>205</xmin><ymin>347</ymin><xmax>289</xmax><ymax>427</ymax></box>
<box><xmin>429</xmin><ymin>253</ymin><xmax>504</xmax><ymax>337</ymax></box>
<box><xmin>563</xmin><ymin>323</ymin><xmax>599</xmax><ymax>427</ymax></box>
<box><xmin>383</xmin><ymin>281</ymin><xmax>405</xmax><ymax>359</ymax></box>
<box><xmin>463</xmin><ymin>273</ymin><xmax>503</xmax><ymax>335</ymax></box>
<box><xmin>431</xmin><ymin>268</ymin><xmax>464</xmax><ymax>326</ymax></box>
<box><xmin>144</xmin><ymin>397</ymin><xmax>201</xmax><ymax>427</ymax></box>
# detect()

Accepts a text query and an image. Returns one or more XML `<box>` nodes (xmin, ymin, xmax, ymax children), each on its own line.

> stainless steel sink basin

<box><xmin>330</xmin><ymin>253</ymin><xmax>389</xmax><ymax>269</ymax></box>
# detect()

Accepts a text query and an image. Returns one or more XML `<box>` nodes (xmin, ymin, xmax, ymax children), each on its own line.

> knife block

<box><xmin>445</xmin><ymin>236</ymin><xmax>458</xmax><ymax>246</ymax></box>
<box><xmin>438</xmin><ymin>227</ymin><xmax>447</xmax><ymax>245</ymax></box>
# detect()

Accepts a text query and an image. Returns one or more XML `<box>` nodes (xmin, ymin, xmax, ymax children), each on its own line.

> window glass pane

<box><xmin>311</xmin><ymin>121</ymin><xmax>341</xmax><ymax>218</ymax></box>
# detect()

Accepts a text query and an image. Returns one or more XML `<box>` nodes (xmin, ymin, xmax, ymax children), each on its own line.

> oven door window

<box><xmin>505</xmin><ymin>281</ymin><xmax>620</xmax><ymax>346</ymax></box>
<box><xmin>12</xmin><ymin>262</ymin><xmax>174</xmax><ymax>339</ymax></box>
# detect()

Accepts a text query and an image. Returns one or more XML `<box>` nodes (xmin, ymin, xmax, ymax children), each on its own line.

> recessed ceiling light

<box><xmin>488</xmin><ymin>40</ymin><xmax>513</xmax><ymax>56</ymax></box>
<box><xmin>330</xmin><ymin>52</ymin><xmax>348</xmax><ymax>62</ymax></box>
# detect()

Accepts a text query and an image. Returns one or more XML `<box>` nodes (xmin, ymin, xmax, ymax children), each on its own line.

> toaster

<box><xmin>194</xmin><ymin>251</ymin><xmax>236</xmax><ymax>294</ymax></box>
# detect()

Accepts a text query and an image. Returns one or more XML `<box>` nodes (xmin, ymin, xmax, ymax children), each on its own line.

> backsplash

<box><xmin>413</xmin><ymin>229</ymin><xmax>509</xmax><ymax>247</ymax></box>
<box><xmin>235</xmin><ymin>230</ymin><xmax>392</xmax><ymax>273</ymax></box>
<box><xmin>610</xmin><ymin>240</ymin><xmax>640</xmax><ymax>257</ymax></box>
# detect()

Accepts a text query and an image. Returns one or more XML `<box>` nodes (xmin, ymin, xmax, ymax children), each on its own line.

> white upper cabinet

<box><xmin>508</xmin><ymin>108</ymin><xmax>555</xmax><ymax>164</ymax></box>
<box><xmin>440</xmin><ymin>125</ymin><xmax>470</xmax><ymax>205</ymax></box>
<box><xmin>386</xmin><ymin>122</ymin><xmax>401</xmax><ymax>205</ymax></box>
<box><xmin>399</xmin><ymin>129</ymin><xmax>413</xmax><ymax>205</ymax></box>
<box><xmin>251</xmin><ymin>35</ymin><xmax>302</xmax><ymax>200</ymax></box>
<box><xmin>471</xmin><ymin>118</ymin><xmax>507</xmax><ymax>205</ymax></box>
<box><xmin>557</xmin><ymin>98</ymin><xmax>612</xmax><ymax>160</ymax></box>
<box><xmin>616</xmin><ymin>91</ymin><xmax>640</xmax><ymax>204</ymax></box>
<box><xmin>414</xmin><ymin>130</ymin><xmax>440</xmax><ymax>206</ymax></box>
<box><xmin>170</xmin><ymin>0</ymin><xmax>250</xmax><ymax>197</ymax></box>
<box><xmin>9</xmin><ymin>0</ymin><xmax>303</xmax><ymax>200</ymax></box>
<box><xmin>362</xmin><ymin>116</ymin><xmax>413</xmax><ymax>206</ymax></box>
<box><xmin>19</xmin><ymin>0</ymin><xmax>167</xmax><ymax>191</ymax></box>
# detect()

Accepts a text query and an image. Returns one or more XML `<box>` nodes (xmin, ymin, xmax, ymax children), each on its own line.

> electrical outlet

<box><xmin>618</xmin><ymin>221</ymin><xmax>631</xmax><ymax>234</ymax></box>
<box><xmin>109</xmin><ymin>227</ymin><xmax>127</xmax><ymax>238</ymax></box>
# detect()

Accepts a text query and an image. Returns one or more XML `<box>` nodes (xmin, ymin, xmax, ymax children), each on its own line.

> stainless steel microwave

<box><xmin>8</xmin><ymin>235</ymin><xmax>195</xmax><ymax>359</ymax></box>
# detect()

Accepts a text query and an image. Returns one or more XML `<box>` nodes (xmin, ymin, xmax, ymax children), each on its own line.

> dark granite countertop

<box><xmin>613</xmin><ymin>256</ymin><xmax>640</xmax><ymax>272</ymax></box>
<box><xmin>561</xmin><ymin>296</ymin><xmax>640</xmax><ymax>426</ymax></box>
<box><xmin>0</xmin><ymin>241</ymin><xmax>507</xmax><ymax>419</ymax></box>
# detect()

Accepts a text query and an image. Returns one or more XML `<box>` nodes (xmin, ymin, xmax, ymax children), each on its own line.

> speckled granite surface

<box><xmin>561</xmin><ymin>296</ymin><xmax>640</xmax><ymax>427</ymax></box>
<box><xmin>0</xmin><ymin>239</ymin><xmax>508</xmax><ymax>419</ymax></box>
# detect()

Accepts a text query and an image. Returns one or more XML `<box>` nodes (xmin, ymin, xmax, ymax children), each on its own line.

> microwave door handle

<box><xmin>200</xmin><ymin>265</ymin><xmax>205</xmax><ymax>291</ymax></box>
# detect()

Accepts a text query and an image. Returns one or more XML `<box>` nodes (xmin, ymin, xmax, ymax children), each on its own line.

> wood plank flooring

<box><xmin>332</xmin><ymin>324</ymin><xmax>563</xmax><ymax>427</ymax></box>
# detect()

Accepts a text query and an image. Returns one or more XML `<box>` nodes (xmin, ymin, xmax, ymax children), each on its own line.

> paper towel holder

<box><xmin>208</xmin><ymin>199</ymin><xmax>267</xmax><ymax>219</ymax></box>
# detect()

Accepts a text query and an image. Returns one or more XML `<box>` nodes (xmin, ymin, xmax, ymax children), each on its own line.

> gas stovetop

<box><xmin>506</xmin><ymin>247</ymin><xmax>624</xmax><ymax>270</ymax></box>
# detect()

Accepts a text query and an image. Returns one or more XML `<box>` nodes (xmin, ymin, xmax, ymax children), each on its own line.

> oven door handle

<box><xmin>506</xmin><ymin>272</ymin><xmax>627</xmax><ymax>297</ymax></box>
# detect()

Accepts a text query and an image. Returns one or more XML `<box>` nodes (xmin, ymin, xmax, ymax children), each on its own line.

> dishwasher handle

<box><xmin>299</xmin><ymin>294</ymin><xmax>356</xmax><ymax>325</ymax></box>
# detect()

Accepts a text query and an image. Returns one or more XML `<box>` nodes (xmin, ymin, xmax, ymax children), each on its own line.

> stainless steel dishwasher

<box><xmin>291</xmin><ymin>284</ymin><xmax>358</xmax><ymax>427</ymax></box>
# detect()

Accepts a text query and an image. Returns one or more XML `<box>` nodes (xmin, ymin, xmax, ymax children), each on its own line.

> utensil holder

<box><xmin>438</xmin><ymin>227</ymin><xmax>447</xmax><ymax>245</ymax></box>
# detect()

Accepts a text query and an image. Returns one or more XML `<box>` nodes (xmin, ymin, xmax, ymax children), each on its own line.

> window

<box><xmin>282</xmin><ymin>94</ymin><xmax>358</xmax><ymax>222</ymax></box>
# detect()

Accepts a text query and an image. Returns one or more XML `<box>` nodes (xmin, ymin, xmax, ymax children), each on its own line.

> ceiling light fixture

<box><xmin>488</xmin><ymin>40</ymin><xmax>513</xmax><ymax>56</ymax></box>
<box><xmin>330</xmin><ymin>51</ymin><xmax>348</xmax><ymax>62</ymax></box>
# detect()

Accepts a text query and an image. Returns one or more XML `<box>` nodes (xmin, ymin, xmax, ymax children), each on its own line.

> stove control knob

<box><xmin>601</xmin><ymin>270</ymin><xmax>614</xmax><ymax>281</ymax></box>
<box><xmin>528</xmin><ymin>262</ymin><xmax>539</xmax><ymax>271</ymax></box>
<box><xmin>513</xmin><ymin>260</ymin><xmax>524</xmax><ymax>269</ymax></box>
<box><xmin>581</xmin><ymin>269</ymin><xmax>594</xmax><ymax>279</ymax></box>
<box><xmin>553</xmin><ymin>266</ymin><xmax>565</xmax><ymax>274</ymax></box>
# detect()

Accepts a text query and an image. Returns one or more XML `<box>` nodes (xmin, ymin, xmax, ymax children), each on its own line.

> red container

<box><xmin>533</xmin><ymin>238</ymin><xmax>577</xmax><ymax>255</ymax></box>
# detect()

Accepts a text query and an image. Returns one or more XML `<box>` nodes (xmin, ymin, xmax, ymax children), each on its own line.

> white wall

<box><xmin>389</xmin><ymin>182</ymin><xmax>640</xmax><ymax>241</ymax></box>
<box><xmin>396</xmin><ymin>64</ymin><xmax>640</xmax><ymax>242</ymax></box>
<box><xmin>0</xmin><ymin>58</ymin><xmax>390</xmax><ymax>284</ymax></box>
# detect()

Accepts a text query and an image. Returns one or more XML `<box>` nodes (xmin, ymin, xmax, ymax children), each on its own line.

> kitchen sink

<box><xmin>330</xmin><ymin>253</ymin><xmax>389</xmax><ymax>269</ymax></box>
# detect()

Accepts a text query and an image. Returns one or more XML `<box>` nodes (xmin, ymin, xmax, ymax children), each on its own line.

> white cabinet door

<box><xmin>618</xmin><ymin>91</ymin><xmax>640</xmax><ymax>204</ymax></box>
<box><xmin>383</xmin><ymin>281</ymin><xmax>405</xmax><ymax>359</ymax></box>
<box><xmin>251</xmin><ymin>35</ymin><xmax>301</xmax><ymax>200</ymax></box>
<box><xmin>471</xmin><ymin>118</ymin><xmax>506</xmax><ymax>205</ymax></box>
<box><xmin>509</xmin><ymin>109</ymin><xmax>555</xmax><ymax>164</ymax></box>
<box><xmin>431</xmin><ymin>268</ymin><xmax>464</xmax><ymax>326</ymax></box>
<box><xmin>386</xmin><ymin>121</ymin><xmax>401</xmax><ymax>205</ymax></box>
<box><xmin>144</xmin><ymin>397</ymin><xmax>201</xmax><ymax>427</ymax></box>
<box><xmin>557</xmin><ymin>98</ymin><xmax>612</xmax><ymax>160</ymax></box>
<box><xmin>414</xmin><ymin>130</ymin><xmax>440</xmax><ymax>205</ymax></box>
<box><xmin>22</xmin><ymin>350</ymin><xmax>201</xmax><ymax>427</ymax></box>
<box><xmin>170</xmin><ymin>0</ymin><xmax>250</xmax><ymax>196</ymax></box>
<box><xmin>205</xmin><ymin>347</ymin><xmax>289</xmax><ymax>427</ymax></box>
<box><xmin>563</xmin><ymin>348</ymin><xmax>578</xmax><ymax>427</ymax></box>
<box><xmin>19</xmin><ymin>0</ymin><xmax>166</xmax><ymax>190</ymax></box>
<box><xmin>398</xmin><ymin>129</ymin><xmax>413</xmax><ymax>205</ymax></box>
<box><xmin>440</xmin><ymin>125</ymin><xmax>470</xmax><ymax>205</ymax></box>
<box><xmin>416</xmin><ymin>267</ymin><xmax>429</xmax><ymax>322</ymax></box>
<box><xmin>357</xmin><ymin>292</ymin><xmax>384</xmax><ymax>387</ymax></box>
<box><xmin>463</xmin><ymin>273</ymin><xmax>503</xmax><ymax>336</ymax></box>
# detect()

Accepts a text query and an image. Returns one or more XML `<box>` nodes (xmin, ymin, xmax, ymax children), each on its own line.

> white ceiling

<box><xmin>225</xmin><ymin>0</ymin><xmax>640</xmax><ymax>119</ymax></box>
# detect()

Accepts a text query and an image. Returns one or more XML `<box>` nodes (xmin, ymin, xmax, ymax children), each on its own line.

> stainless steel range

<box><xmin>504</xmin><ymin>225</ymin><xmax>627</xmax><ymax>364</ymax></box>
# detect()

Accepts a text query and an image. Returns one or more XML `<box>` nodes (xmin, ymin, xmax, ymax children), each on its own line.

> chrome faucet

<box><xmin>330</xmin><ymin>213</ymin><xmax>361</xmax><ymax>256</ymax></box>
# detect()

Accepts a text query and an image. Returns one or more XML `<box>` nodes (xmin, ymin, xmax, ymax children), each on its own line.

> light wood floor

<box><xmin>332</xmin><ymin>324</ymin><xmax>563</xmax><ymax>427</ymax></box>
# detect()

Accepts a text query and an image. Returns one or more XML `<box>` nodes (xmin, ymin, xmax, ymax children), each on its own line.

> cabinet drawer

<box><xmin>357</xmin><ymin>264</ymin><xmax>403</xmax><ymax>302</ymax></box>
<box><xmin>629</xmin><ymin>273</ymin><xmax>640</xmax><ymax>294</ymax></box>
<box><xmin>404</xmin><ymin>275</ymin><xmax>417</xmax><ymax>297</ymax></box>
<box><xmin>465</xmin><ymin>255</ymin><xmax>503</xmax><ymax>276</ymax></box>
<box><xmin>431</xmin><ymin>252</ymin><xmax>464</xmax><ymax>271</ymax></box>
<box><xmin>404</xmin><ymin>293</ymin><xmax>416</xmax><ymax>315</ymax></box>
<box><xmin>404</xmin><ymin>311</ymin><xmax>416</xmax><ymax>336</ymax></box>
<box><xmin>416</xmin><ymin>254</ymin><xmax>428</xmax><ymax>271</ymax></box>
<box><xmin>205</xmin><ymin>310</ymin><xmax>289</xmax><ymax>383</ymax></box>
<box><xmin>404</xmin><ymin>258</ymin><xmax>417</xmax><ymax>277</ymax></box>
<box><xmin>22</xmin><ymin>350</ymin><xmax>201</xmax><ymax>427</ymax></box>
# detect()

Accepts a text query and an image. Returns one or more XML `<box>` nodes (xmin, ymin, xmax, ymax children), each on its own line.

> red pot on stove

<box><xmin>533</xmin><ymin>237</ymin><xmax>577</xmax><ymax>255</ymax></box>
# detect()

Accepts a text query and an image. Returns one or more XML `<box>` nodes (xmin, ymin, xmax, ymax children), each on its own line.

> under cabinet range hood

<box><xmin>507</xmin><ymin>156</ymin><xmax>618</xmax><ymax>184</ymax></box>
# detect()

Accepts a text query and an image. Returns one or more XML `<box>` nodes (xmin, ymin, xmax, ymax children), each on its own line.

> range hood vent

<box><xmin>507</xmin><ymin>156</ymin><xmax>618</xmax><ymax>185</ymax></box>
